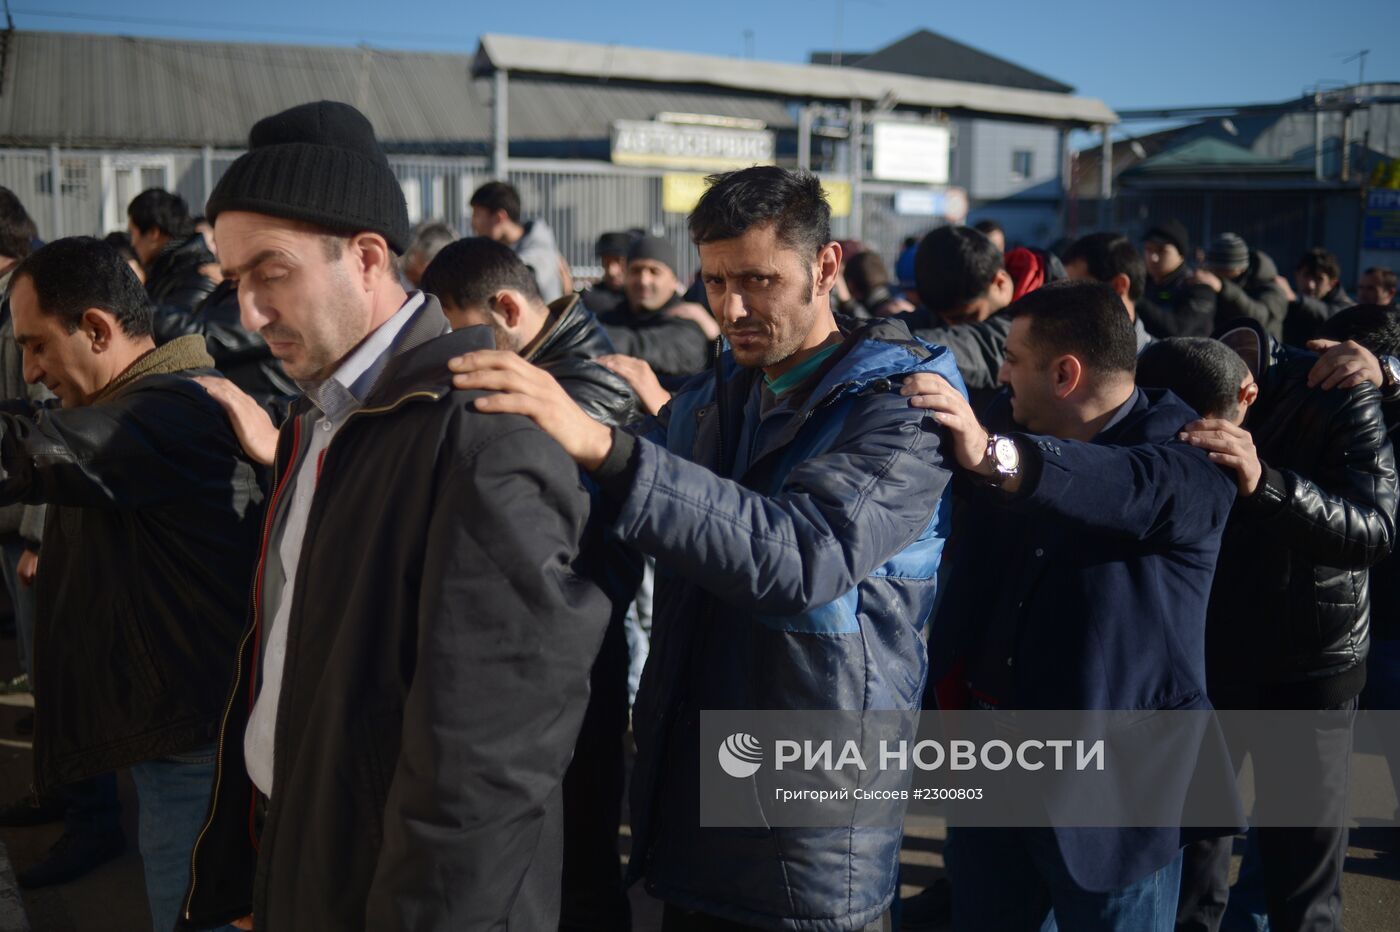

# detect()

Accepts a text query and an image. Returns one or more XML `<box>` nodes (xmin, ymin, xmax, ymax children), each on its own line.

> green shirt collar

<box><xmin>763</xmin><ymin>343</ymin><xmax>843</xmax><ymax>398</ymax></box>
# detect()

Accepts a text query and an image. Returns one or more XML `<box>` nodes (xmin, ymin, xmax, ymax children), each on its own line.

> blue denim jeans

<box><xmin>624</xmin><ymin>558</ymin><xmax>654</xmax><ymax>706</ymax></box>
<box><xmin>947</xmin><ymin>827</ymin><xmax>1183</xmax><ymax>932</ymax></box>
<box><xmin>129</xmin><ymin>745</ymin><xmax>238</xmax><ymax>932</ymax></box>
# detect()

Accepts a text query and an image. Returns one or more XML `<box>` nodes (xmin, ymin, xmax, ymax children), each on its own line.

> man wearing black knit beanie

<box><xmin>181</xmin><ymin>100</ymin><xmax>609</xmax><ymax>932</ymax></box>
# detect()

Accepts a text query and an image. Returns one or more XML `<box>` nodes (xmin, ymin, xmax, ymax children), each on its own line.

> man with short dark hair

<box><xmin>1135</xmin><ymin>337</ymin><xmax>1256</xmax><ymax>423</ymax></box>
<box><xmin>907</xmin><ymin>226</ymin><xmax>1062</xmax><ymax>410</ymax></box>
<box><xmin>423</xmin><ymin>235</ymin><xmax>639</xmax><ymax>931</ymax></box>
<box><xmin>3</xmin><ymin>236</ymin><xmax>262</xmax><ymax>928</ymax></box>
<box><xmin>184</xmin><ymin>101</ymin><xmax>608</xmax><ymax>932</ymax></box>
<box><xmin>1193</xmin><ymin>233</ymin><xmax>1288</xmax><ymax>341</ymax></box>
<box><xmin>449</xmin><ymin>164</ymin><xmax>961</xmax><ymax>931</ymax></box>
<box><xmin>904</xmin><ymin>280</ymin><xmax>1238</xmax><ymax>931</ymax></box>
<box><xmin>401</xmin><ymin>221</ymin><xmax>456</xmax><ymax>288</ymax></box>
<box><xmin>127</xmin><ymin>189</ymin><xmax>218</xmax><ymax>314</ymax></box>
<box><xmin>1283</xmin><ymin>247</ymin><xmax>1353</xmax><ymax>346</ymax></box>
<box><xmin>973</xmin><ymin>217</ymin><xmax>1005</xmax><ymax>252</ymax></box>
<box><xmin>1138</xmin><ymin>220</ymin><xmax>1217</xmax><ymax>338</ymax></box>
<box><xmin>423</xmin><ymin>236</ymin><xmax>637</xmax><ymax>428</ymax></box>
<box><xmin>596</xmin><ymin>235</ymin><xmax>716</xmax><ymax>381</ymax></box>
<box><xmin>581</xmin><ymin>231</ymin><xmax>633</xmax><ymax>315</ymax></box>
<box><xmin>1358</xmin><ymin>266</ymin><xmax>1398</xmax><ymax>307</ymax></box>
<box><xmin>469</xmin><ymin>180</ymin><xmax>565</xmax><ymax>301</ymax></box>
<box><xmin>1062</xmin><ymin>232</ymin><xmax>1154</xmax><ymax>351</ymax></box>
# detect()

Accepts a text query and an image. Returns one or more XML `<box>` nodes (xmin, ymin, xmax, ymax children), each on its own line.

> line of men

<box><xmin>0</xmin><ymin>97</ymin><xmax>1392</xmax><ymax>932</ymax></box>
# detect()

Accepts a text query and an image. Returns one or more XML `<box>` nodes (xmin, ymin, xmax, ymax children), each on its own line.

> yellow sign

<box><xmin>663</xmin><ymin>173</ymin><xmax>712</xmax><ymax>214</ymax></box>
<box><xmin>663</xmin><ymin>174</ymin><xmax>853</xmax><ymax>218</ymax></box>
<box><xmin>822</xmin><ymin>180</ymin><xmax>852</xmax><ymax>219</ymax></box>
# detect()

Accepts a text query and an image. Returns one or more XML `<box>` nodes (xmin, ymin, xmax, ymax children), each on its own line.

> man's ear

<box><xmin>80</xmin><ymin>308</ymin><xmax>116</xmax><ymax>351</ymax></box>
<box><xmin>991</xmin><ymin>268</ymin><xmax>1015</xmax><ymax>305</ymax></box>
<box><xmin>494</xmin><ymin>290</ymin><xmax>523</xmax><ymax>329</ymax></box>
<box><xmin>347</xmin><ymin>232</ymin><xmax>394</xmax><ymax>290</ymax></box>
<box><xmin>1240</xmin><ymin>379</ymin><xmax>1260</xmax><ymax>410</ymax></box>
<box><xmin>1051</xmin><ymin>354</ymin><xmax>1084</xmax><ymax>399</ymax></box>
<box><xmin>1110</xmin><ymin>272</ymin><xmax>1131</xmax><ymax>300</ymax></box>
<box><xmin>813</xmin><ymin>242</ymin><xmax>842</xmax><ymax>299</ymax></box>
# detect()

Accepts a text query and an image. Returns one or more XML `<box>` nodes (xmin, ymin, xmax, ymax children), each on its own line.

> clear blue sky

<box><xmin>13</xmin><ymin>0</ymin><xmax>1398</xmax><ymax>115</ymax></box>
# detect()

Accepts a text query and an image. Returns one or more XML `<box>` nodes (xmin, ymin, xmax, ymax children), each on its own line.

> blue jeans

<box><xmin>0</xmin><ymin>539</ymin><xmax>36</xmax><ymax>676</ymax></box>
<box><xmin>624</xmin><ymin>558</ymin><xmax>654</xmax><ymax>706</ymax></box>
<box><xmin>947</xmin><ymin>828</ymin><xmax>1183</xmax><ymax>932</ymax></box>
<box><xmin>129</xmin><ymin>745</ymin><xmax>238</xmax><ymax>932</ymax></box>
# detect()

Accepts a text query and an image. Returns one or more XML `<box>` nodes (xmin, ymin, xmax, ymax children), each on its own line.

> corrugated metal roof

<box><xmin>476</xmin><ymin>34</ymin><xmax>1117</xmax><ymax>126</ymax></box>
<box><xmin>0</xmin><ymin>31</ymin><xmax>794</xmax><ymax>148</ymax></box>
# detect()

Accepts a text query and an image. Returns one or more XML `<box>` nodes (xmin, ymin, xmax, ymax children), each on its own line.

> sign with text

<box><xmin>613</xmin><ymin>120</ymin><xmax>775</xmax><ymax>171</ymax></box>
<box><xmin>872</xmin><ymin>121</ymin><xmax>951</xmax><ymax>185</ymax></box>
<box><xmin>1363</xmin><ymin>188</ymin><xmax>1400</xmax><ymax>251</ymax></box>
<box><xmin>663</xmin><ymin>174</ymin><xmax>851</xmax><ymax>218</ymax></box>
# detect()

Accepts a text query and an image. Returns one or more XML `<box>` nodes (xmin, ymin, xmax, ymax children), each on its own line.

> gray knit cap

<box><xmin>1206</xmin><ymin>233</ymin><xmax>1250</xmax><ymax>270</ymax></box>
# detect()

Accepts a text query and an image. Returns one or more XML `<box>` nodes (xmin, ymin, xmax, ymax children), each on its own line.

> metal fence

<box><xmin>7</xmin><ymin>147</ymin><xmax>949</xmax><ymax>284</ymax></box>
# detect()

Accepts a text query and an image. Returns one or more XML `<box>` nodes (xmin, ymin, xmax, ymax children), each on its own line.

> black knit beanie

<box><xmin>207</xmin><ymin>100</ymin><xmax>410</xmax><ymax>254</ymax></box>
<box><xmin>627</xmin><ymin>235</ymin><xmax>679</xmax><ymax>275</ymax></box>
<box><xmin>1143</xmin><ymin>219</ymin><xmax>1189</xmax><ymax>257</ymax></box>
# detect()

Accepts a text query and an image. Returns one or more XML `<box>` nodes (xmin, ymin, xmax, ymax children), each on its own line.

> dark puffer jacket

<box><xmin>1207</xmin><ymin>320</ymin><xmax>1398</xmax><ymax>708</ymax></box>
<box><xmin>1212</xmin><ymin>250</ymin><xmax>1289</xmax><ymax>342</ymax></box>
<box><xmin>1283</xmin><ymin>283</ymin><xmax>1355</xmax><ymax>348</ymax></box>
<box><xmin>602</xmin><ymin>317</ymin><xmax>960</xmax><ymax>930</ymax></box>
<box><xmin>153</xmin><ymin>280</ymin><xmax>296</xmax><ymax>413</ymax></box>
<box><xmin>146</xmin><ymin>234</ymin><xmax>219</xmax><ymax>314</ymax></box>
<box><xmin>527</xmin><ymin>294</ymin><xmax>638</xmax><ymax>427</ymax></box>
<box><xmin>598</xmin><ymin>294</ymin><xmax>712</xmax><ymax>382</ymax></box>
<box><xmin>1138</xmin><ymin>264</ymin><xmax>1219</xmax><ymax>338</ymax></box>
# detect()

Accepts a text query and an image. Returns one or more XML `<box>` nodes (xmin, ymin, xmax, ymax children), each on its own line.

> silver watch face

<box><xmin>993</xmin><ymin>436</ymin><xmax>1020</xmax><ymax>472</ymax></box>
<box><xmin>1384</xmin><ymin>356</ymin><xmax>1400</xmax><ymax>387</ymax></box>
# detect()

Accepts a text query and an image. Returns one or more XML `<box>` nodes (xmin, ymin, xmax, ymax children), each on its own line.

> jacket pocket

<box><xmin>118</xmin><ymin>600</ymin><xmax>167</xmax><ymax>703</ymax></box>
<box><xmin>356</xmin><ymin>707</ymin><xmax>403</xmax><ymax>853</ymax></box>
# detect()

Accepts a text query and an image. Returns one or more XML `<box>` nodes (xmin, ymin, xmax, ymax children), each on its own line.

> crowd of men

<box><xmin>0</xmin><ymin>98</ymin><xmax>1394</xmax><ymax>932</ymax></box>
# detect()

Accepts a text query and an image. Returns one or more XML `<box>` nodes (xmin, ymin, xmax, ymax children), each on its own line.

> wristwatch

<box><xmin>982</xmin><ymin>434</ymin><xmax>1021</xmax><ymax>487</ymax></box>
<box><xmin>1380</xmin><ymin>354</ymin><xmax>1400</xmax><ymax>393</ymax></box>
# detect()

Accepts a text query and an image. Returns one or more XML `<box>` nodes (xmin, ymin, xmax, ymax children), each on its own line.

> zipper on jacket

<box><xmin>183</xmin><ymin>416</ymin><xmax>302</xmax><ymax>922</ymax></box>
<box><xmin>208</xmin><ymin>387</ymin><xmax>440</xmax><ymax>922</ymax></box>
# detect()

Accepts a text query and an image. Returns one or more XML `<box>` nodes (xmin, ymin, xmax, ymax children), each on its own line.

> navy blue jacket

<box><xmin>931</xmin><ymin>388</ymin><xmax>1237</xmax><ymax>891</ymax></box>
<box><xmin>605</xmin><ymin>318</ymin><xmax>959</xmax><ymax>930</ymax></box>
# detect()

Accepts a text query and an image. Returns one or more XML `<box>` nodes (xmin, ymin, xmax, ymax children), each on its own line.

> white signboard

<box><xmin>872</xmin><ymin>122</ymin><xmax>951</xmax><ymax>185</ymax></box>
<box><xmin>612</xmin><ymin>120</ymin><xmax>775</xmax><ymax>171</ymax></box>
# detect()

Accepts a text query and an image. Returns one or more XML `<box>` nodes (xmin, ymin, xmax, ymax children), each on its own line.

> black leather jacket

<box><xmin>598</xmin><ymin>294</ymin><xmax>712</xmax><ymax>381</ymax></box>
<box><xmin>527</xmin><ymin>294</ymin><xmax>639</xmax><ymax>428</ymax></box>
<box><xmin>153</xmin><ymin>280</ymin><xmax>297</xmax><ymax>415</ymax></box>
<box><xmin>0</xmin><ymin>365</ymin><xmax>264</xmax><ymax>789</ymax></box>
<box><xmin>1207</xmin><ymin>321</ymin><xmax>1398</xmax><ymax>707</ymax></box>
<box><xmin>146</xmin><ymin>234</ymin><xmax>218</xmax><ymax>313</ymax></box>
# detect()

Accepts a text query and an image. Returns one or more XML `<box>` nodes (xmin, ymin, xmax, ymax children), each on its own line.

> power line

<box><xmin>11</xmin><ymin>6</ymin><xmax>480</xmax><ymax>47</ymax></box>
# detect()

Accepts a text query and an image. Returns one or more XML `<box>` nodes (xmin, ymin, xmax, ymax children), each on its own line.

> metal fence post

<box><xmin>202</xmin><ymin>145</ymin><xmax>214</xmax><ymax>210</ymax></box>
<box><xmin>849</xmin><ymin>99</ymin><xmax>863</xmax><ymax>241</ymax></box>
<box><xmin>492</xmin><ymin>69</ymin><xmax>509</xmax><ymax>181</ymax></box>
<box><xmin>48</xmin><ymin>144</ymin><xmax>62</xmax><ymax>240</ymax></box>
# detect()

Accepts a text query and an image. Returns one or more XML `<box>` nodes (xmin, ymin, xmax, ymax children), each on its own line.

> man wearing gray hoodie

<box><xmin>469</xmin><ymin>181</ymin><xmax>566</xmax><ymax>302</ymax></box>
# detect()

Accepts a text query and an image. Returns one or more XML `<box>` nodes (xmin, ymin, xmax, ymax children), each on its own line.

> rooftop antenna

<box><xmin>743</xmin><ymin>29</ymin><xmax>754</xmax><ymax>59</ymax></box>
<box><xmin>1341</xmin><ymin>49</ymin><xmax>1369</xmax><ymax>87</ymax></box>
